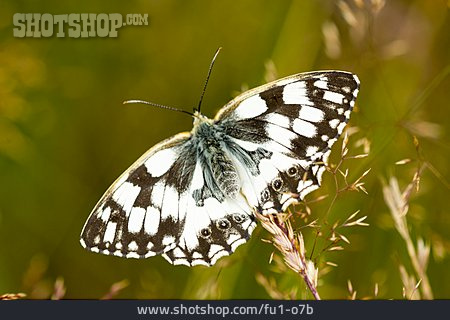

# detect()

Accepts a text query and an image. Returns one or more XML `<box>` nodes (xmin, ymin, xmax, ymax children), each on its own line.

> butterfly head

<box><xmin>192</xmin><ymin>110</ymin><xmax>214</xmax><ymax>132</ymax></box>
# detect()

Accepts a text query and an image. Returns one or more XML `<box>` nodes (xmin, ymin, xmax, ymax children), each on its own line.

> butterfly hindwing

<box><xmin>162</xmin><ymin>192</ymin><xmax>256</xmax><ymax>266</ymax></box>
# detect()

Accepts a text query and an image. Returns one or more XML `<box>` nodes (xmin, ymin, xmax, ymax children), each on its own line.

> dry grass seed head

<box><xmin>0</xmin><ymin>293</ymin><xmax>26</xmax><ymax>300</ymax></box>
<box><xmin>101</xmin><ymin>279</ymin><xmax>129</xmax><ymax>300</ymax></box>
<box><xmin>51</xmin><ymin>277</ymin><xmax>66</xmax><ymax>300</ymax></box>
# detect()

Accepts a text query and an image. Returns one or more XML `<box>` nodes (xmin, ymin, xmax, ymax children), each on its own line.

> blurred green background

<box><xmin>0</xmin><ymin>0</ymin><xmax>449</xmax><ymax>299</ymax></box>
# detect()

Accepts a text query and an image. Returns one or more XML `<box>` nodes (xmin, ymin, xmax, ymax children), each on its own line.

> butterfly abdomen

<box><xmin>210</xmin><ymin>150</ymin><xmax>240</xmax><ymax>198</ymax></box>
<box><xmin>195</xmin><ymin>121</ymin><xmax>240</xmax><ymax>199</ymax></box>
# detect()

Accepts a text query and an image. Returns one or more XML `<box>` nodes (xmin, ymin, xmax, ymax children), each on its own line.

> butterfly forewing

<box><xmin>80</xmin><ymin>133</ymin><xmax>191</xmax><ymax>258</ymax></box>
<box><xmin>80</xmin><ymin>70</ymin><xmax>359</xmax><ymax>266</ymax></box>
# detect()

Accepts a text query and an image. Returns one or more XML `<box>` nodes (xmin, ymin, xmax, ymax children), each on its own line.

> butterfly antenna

<box><xmin>123</xmin><ymin>100</ymin><xmax>194</xmax><ymax>116</ymax></box>
<box><xmin>196</xmin><ymin>47</ymin><xmax>222</xmax><ymax>114</ymax></box>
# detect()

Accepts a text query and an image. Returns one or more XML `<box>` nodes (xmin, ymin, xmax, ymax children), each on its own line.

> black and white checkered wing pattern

<box><xmin>81</xmin><ymin>70</ymin><xmax>359</xmax><ymax>267</ymax></box>
<box><xmin>216</xmin><ymin>71</ymin><xmax>360</xmax><ymax>213</ymax></box>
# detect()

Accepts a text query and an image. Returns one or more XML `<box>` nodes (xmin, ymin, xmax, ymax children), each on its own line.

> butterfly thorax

<box><xmin>191</xmin><ymin>112</ymin><xmax>240</xmax><ymax>200</ymax></box>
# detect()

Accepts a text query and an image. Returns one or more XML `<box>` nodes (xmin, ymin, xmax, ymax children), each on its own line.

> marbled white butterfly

<box><xmin>80</xmin><ymin>55</ymin><xmax>360</xmax><ymax>267</ymax></box>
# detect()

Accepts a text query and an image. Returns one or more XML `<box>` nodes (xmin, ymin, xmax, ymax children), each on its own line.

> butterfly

<box><xmin>80</xmin><ymin>62</ymin><xmax>360</xmax><ymax>267</ymax></box>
